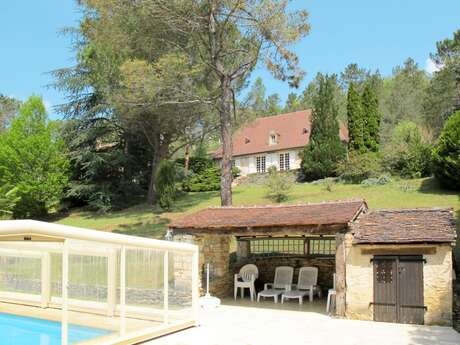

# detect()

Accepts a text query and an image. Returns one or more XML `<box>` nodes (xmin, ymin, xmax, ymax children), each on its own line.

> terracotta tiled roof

<box><xmin>169</xmin><ymin>200</ymin><xmax>367</xmax><ymax>231</ymax></box>
<box><xmin>213</xmin><ymin>110</ymin><xmax>349</xmax><ymax>158</ymax></box>
<box><xmin>352</xmin><ymin>208</ymin><xmax>457</xmax><ymax>244</ymax></box>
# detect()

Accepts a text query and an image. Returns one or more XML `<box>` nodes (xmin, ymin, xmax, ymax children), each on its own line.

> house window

<box><xmin>256</xmin><ymin>156</ymin><xmax>266</xmax><ymax>173</ymax></box>
<box><xmin>231</xmin><ymin>160</ymin><xmax>236</xmax><ymax>168</ymax></box>
<box><xmin>270</xmin><ymin>134</ymin><xmax>277</xmax><ymax>145</ymax></box>
<box><xmin>279</xmin><ymin>153</ymin><xmax>290</xmax><ymax>171</ymax></box>
<box><xmin>243</xmin><ymin>237</ymin><xmax>336</xmax><ymax>257</ymax></box>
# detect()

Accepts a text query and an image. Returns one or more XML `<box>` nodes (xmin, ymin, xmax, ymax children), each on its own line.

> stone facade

<box><xmin>345</xmin><ymin>243</ymin><xmax>453</xmax><ymax>326</ymax></box>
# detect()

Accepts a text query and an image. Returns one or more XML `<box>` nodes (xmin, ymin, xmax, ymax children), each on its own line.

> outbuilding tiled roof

<box><xmin>352</xmin><ymin>208</ymin><xmax>457</xmax><ymax>244</ymax></box>
<box><xmin>169</xmin><ymin>200</ymin><xmax>367</xmax><ymax>231</ymax></box>
<box><xmin>213</xmin><ymin>110</ymin><xmax>348</xmax><ymax>158</ymax></box>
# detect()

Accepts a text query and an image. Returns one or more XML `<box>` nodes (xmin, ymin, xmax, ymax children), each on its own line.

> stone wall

<box><xmin>346</xmin><ymin>243</ymin><xmax>453</xmax><ymax>326</ymax></box>
<box><xmin>174</xmin><ymin>233</ymin><xmax>232</xmax><ymax>298</ymax></box>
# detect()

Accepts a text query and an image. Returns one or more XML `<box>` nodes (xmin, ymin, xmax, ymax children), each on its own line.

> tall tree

<box><xmin>424</xmin><ymin>29</ymin><xmax>460</xmax><ymax>134</ymax></box>
<box><xmin>155</xmin><ymin>0</ymin><xmax>310</xmax><ymax>206</ymax></box>
<box><xmin>346</xmin><ymin>82</ymin><xmax>364</xmax><ymax>152</ymax></box>
<box><xmin>265</xmin><ymin>93</ymin><xmax>282</xmax><ymax>116</ymax></box>
<box><xmin>54</xmin><ymin>0</ymin><xmax>214</xmax><ymax>205</ymax></box>
<box><xmin>380</xmin><ymin>58</ymin><xmax>429</xmax><ymax>138</ymax></box>
<box><xmin>284</xmin><ymin>93</ymin><xmax>303</xmax><ymax>112</ymax></box>
<box><xmin>340</xmin><ymin>63</ymin><xmax>371</xmax><ymax>92</ymax></box>
<box><xmin>245</xmin><ymin>77</ymin><xmax>267</xmax><ymax>114</ymax></box>
<box><xmin>0</xmin><ymin>96</ymin><xmax>69</xmax><ymax>218</ymax></box>
<box><xmin>300</xmin><ymin>74</ymin><xmax>346</xmax><ymax>181</ymax></box>
<box><xmin>362</xmin><ymin>82</ymin><xmax>381</xmax><ymax>151</ymax></box>
<box><xmin>0</xmin><ymin>95</ymin><xmax>20</xmax><ymax>132</ymax></box>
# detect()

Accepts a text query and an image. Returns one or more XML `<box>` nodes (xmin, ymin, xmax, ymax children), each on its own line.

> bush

<box><xmin>265</xmin><ymin>166</ymin><xmax>292</xmax><ymax>202</ymax></box>
<box><xmin>155</xmin><ymin>160</ymin><xmax>177</xmax><ymax>209</ymax></box>
<box><xmin>175</xmin><ymin>156</ymin><xmax>214</xmax><ymax>175</ymax></box>
<box><xmin>383</xmin><ymin>121</ymin><xmax>433</xmax><ymax>179</ymax></box>
<box><xmin>182</xmin><ymin>166</ymin><xmax>239</xmax><ymax>192</ymax></box>
<box><xmin>432</xmin><ymin>111</ymin><xmax>460</xmax><ymax>189</ymax></box>
<box><xmin>336</xmin><ymin>152</ymin><xmax>382</xmax><ymax>183</ymax></box>
<box><xmin>361</xmin><ymin>174</ymin><xmax>392</xmax><ymax>187</ymax></box>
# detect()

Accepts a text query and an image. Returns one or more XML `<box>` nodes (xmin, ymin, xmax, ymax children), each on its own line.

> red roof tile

<box><xmin>169</xmin><ymin>200</ymin><xmax>367</xmax><ymax>231</ymax></box>
<box><xmin>213</xmin><ymin>110</ymin><xmax>348</xmax><ymax>158</ymax></box>
<box><xmin>352</xmin><ymin>208</ymin><xmax>457</xmax><ymax>244</ymax></box>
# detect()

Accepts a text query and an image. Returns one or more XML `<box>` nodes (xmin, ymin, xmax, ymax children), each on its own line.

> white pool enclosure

<box><xmin>0</xmin><ymin>220</ymin><xmax>199</xmax><ymax>345</ymax></box>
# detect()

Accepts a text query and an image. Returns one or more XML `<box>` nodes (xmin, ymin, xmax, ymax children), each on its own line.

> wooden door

<box><xmin>373</xmin><ymin>257</ymin><xmax>398</xmax><ymax>322</ymax></box>
<box><xmin>398</xmin><ymin>256</ymin><xmax>424</xmax><ymax>324</ymax></box>
<box><xmin>373</xmin><ymin>256</ymin><xmax>424</xmax><ymax>324</ymax></box>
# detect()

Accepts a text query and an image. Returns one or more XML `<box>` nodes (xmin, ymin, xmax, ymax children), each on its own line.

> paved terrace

<box><xmin>151</xmin><ymin>300</ymin><xmax>460</xmax><ymax>345</ymax></box>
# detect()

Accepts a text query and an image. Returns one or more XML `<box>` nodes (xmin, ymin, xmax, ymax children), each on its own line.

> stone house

<box><xmin>212</xmin><ymin>110</ymin><xmax>348</xmax><ymax>175</ymax></box>
<box><xmin>169</xmin><ymin>200</ymin><xmax>457</xmax><ymax>326</ymax></box>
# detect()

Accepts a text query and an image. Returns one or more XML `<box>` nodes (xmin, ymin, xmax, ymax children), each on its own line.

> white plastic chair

<box><xmin>281</xmin><ymin>267</ymin><xmax>321</xmax><ymax>304</ymax></box>
<box><xmin>234</xmin><ymin>264</ymin><xmax>258</xmax><ymax>301</ymax></box>
<box><xmin>257</xmin><ymin>266</ymin><xmax>294</xmax><ymax>303</ymax></box>
<box><xmin>326</xmin><ymin>273</ymin><xmax>336</xmax><ymax>313</ymax></box>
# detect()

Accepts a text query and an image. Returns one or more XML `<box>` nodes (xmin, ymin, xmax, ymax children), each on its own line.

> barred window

<box><xmin>244</xmin><ymin>237</ymin><xmax>336</xmax><ymax>257</ymax></box>
<box><xmin>279</xmin><ymin>153</ymin><xmax>290</xmax><ymax>171</ymax></box>
<box><xmin>256</xmin><ymin>156</ymin><xmax>266</xmax><ymax>173</ymax></box>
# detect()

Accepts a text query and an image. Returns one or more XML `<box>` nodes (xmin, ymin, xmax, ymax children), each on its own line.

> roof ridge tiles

<box><xmin>207</xmin><ymin>199</ymin><xmax>365</xmax><ymax>210</ymax></box>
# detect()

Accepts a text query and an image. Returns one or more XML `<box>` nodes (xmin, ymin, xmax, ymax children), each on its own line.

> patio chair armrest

<box><xmin>284</xmin><ymin>284</ymin><xmax>292</xmax><ymax>291</ymax></box>
<box><xmin>264</xmin><ymin>283</ymin><xmax>273</xmax><ymax>290</ymax></box>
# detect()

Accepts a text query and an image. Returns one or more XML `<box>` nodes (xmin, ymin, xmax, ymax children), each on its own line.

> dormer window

<box><xmin>269</xmin><ymin>132</ymin><xmax>278</xmax><ymax>146</ymax></box>
<box><xmin>245</xmin><ymin>137</ymin><xmax>250</xmax><ymax>144</ymax></box>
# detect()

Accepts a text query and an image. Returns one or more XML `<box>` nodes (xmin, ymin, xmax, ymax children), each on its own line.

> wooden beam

<box><xmin>335</xmin><ymin>233</ymin><xmax>346</xmax><ymax>317</ymax></box>
<box><xmin>360</xmin><ymin>246</ymin><xmax>437</xmax><ymax>255</ymax></box>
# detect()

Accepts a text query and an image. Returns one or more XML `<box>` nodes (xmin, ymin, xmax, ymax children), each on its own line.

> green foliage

<box><xmin>301</xmin><ymin>74</ymin><xmax>346</xmax><ymax>181</ymax></box>
<box><xmin>0</xmin><ymin>95</ymin><xmax>20</xmax><ymax>132</ymax></box>
<box><xmin>0</xmin><ymin>186</ymin><xmax>19</xmax><ymax>219</ymax></box>
<box><xmin>432</xmin><ymin>111</ymin><xmax>460</xmax><ymax>189</ymax></box>
<box><xmin>336</xmin><ymin>152</ymin><xmax>383</xmax><ymax>183</ymax></box>
<box><xmin>384</xmin><ymin>121</ymin><xmax>433</xmax><ymax>179</ymax></box>
<box><xmin>175</xmin><ymin>156</ymin><xmax>214</xmax><ymax>175</ymax></box>
<box><xmin>155</xmin><ymin>160</ymin><xmax>177</xmax><ymax>210</ymax></box>
<box><xmin>362</xmin><ymin>83</ymin><xmax>381</xmax><ymax>151</ymax></box>
<box><xmin>183</xmin><ymin>166</ymin><xmax>239</xmax><ymax>192</ymax></box>
<box><xmin>347</xmin><ymin>82</ymin><xmax>365</xmax><ymax>152</ymax></box>
<box><xmin>0</xmin><ymin>96</ymin><xmax>69</xmax><ymax>218</ymax></box>
<box><xmin>265</xmin><ymin>166</ymin><xmax>292</xmax><ymax>202</ymax></box>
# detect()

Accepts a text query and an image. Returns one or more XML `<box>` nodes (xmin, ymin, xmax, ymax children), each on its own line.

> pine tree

<box><xmin>300</xmin><ymin>74</ymin><xmax>346</xmax><ymax>181</ymax></box>
<box><xmin>347</xmin><ymin>82</ymin><xmax>365</xmax><ymax>152</ymax></box>
<box><xmin>362</xmin><ymin>83</ymin><xmax>381</xmax><ymax>151</ymax></box>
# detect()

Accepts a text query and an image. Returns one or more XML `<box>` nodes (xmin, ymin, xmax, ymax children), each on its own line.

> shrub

<box><xmin>336</xmin><ymin>152</ymin><xmax>382</xmax><ymax>183</ymax></box>
<box><xmin>155</xmin><ymin>160</ymin><xmax>177</xmax><ymax>209</ymax></box>
<box><xmin>383</xmin><ymin>121</ymin><xmax>432</xmax><ymax>179</ymax></box>
<box><xmin>432</xmin><ymin>111</ymin><xmax>460</xmax><ymax>189</ymax></box>
<box><xmin>182</xmin><ymin>166</ymin><xmax>239</xmax><ymax>192</ymax></box>
<box><xmin>175</xmin><ymin>156</ymin><xmax>214</xmax><ymax>175</ymax></box>
<box><xmin>361</xmin><ymin>174</ymin><xmax>392</xmax><ymax>187</ymax></box>
<box><xmin>265</xmin><ymin>166</ymin><xmax>292</xmax><ymax>202</ymax></box>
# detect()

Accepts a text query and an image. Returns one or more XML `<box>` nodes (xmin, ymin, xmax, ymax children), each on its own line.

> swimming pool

<box><xmin>0</xmin><ymin>312</ymin><xmax>111</xmax><ymax>344</ymax></box>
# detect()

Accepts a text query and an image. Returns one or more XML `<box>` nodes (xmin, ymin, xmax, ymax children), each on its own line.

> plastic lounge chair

<box><xmin>281</xmin><ymin>267</ymin><xmax>321</xmax><ymax>304</ymax></box>
<box><xmin>326</xmin><ymin>273</ymin><xmax>336</xmax><ymax>313</ymax></box>
<box><xmin>234</xmin><ymin>264</ymin><xmax>258</xmax><ymax>301</ymax></box>
<box><xmin>257</xmin><ymin>266</ymin><xmax>293</xmax><ymax>303</ymax></box>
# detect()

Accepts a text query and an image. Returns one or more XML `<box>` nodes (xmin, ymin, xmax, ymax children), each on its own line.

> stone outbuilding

<box><xmin>169</xmin><ymin>200</ymin><xmax>457</xmax><ymax>326</ymax></box>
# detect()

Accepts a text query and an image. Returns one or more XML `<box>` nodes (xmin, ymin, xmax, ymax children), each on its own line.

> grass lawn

<box><xmin>55</xmin><ymin>177</ymin><xmax>460</xmax><ymax>241</ymax></box>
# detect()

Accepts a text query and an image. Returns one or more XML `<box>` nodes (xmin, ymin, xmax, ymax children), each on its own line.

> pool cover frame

<box><xmin>0</xmin><ymin>220</ymin><xmax>199</xmax><ymax>345</ymax></box>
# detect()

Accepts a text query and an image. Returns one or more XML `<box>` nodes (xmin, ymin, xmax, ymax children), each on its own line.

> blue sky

<box><xmin>1</xmin><ymin>1</ymin><xmax>459</xmax><ymax>118</ymax></box>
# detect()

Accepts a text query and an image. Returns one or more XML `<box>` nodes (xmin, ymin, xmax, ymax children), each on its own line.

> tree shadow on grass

<box><xmin>418</xmin><ymin>177</ymin><xmax>460</xmax><ymax>197</ymax></box>
<box><xmin>113</xmin><ymin>217</ymin><xmax>170</xmax><ymax>239</ymax></box>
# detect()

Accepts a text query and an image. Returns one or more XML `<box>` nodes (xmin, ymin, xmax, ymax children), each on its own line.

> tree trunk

<box><xmin>219</xmin><ymin>76</ymin><xmax>233</xmax><ymax>206</ymax></box>
<box><xmin>147</xmin><ymin>153</ymin><xmax>160</xmax><ymax>205</ymax></box>
<box><xmin>184</xmin><ymin>144</ymin><xmax>190</xmax><ymax>176</ymax></box>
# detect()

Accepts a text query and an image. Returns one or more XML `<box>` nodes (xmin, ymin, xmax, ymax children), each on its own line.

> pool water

<box><xmin>0</xmin><ymin>312</ymin><xmax>111</xmax><ymax>345</ymax></box>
